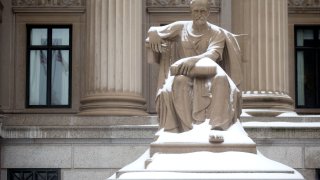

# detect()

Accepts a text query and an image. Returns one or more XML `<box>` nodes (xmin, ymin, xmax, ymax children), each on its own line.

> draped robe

<box><xmin>147</xmin><ymin>21</ymin><xmax>242</xmax><ymax>132</ymax></box>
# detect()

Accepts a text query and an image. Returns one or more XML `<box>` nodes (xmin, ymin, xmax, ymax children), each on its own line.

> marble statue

<box><xmin>146</xmin><ymin>0</ymin><xmax>242</xmax><ymax>134</ymax></box>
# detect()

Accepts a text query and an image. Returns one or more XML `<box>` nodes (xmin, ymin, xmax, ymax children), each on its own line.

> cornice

<box><xmin>12</xmin><ymin>0</ymin><xmax>85</xmax><ymax>13</ymax></box>
<box><xmin>146</xmin><ymin>0</ymin><xmax>220</xmax><ymax>13</ymax></box>
<box><xmin>146</xmin><ymin>0</ymin><xmax>220</xmax><ymax>7</ymax></box>
<box><xmin>288</xmin><ymin>0</ymin><xmax>320</xmax><ymax>14</ymax></box>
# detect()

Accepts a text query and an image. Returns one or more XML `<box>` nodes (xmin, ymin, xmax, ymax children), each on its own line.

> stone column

<box><xmin>233</xmin><ymin>0</ymin><xmax>295</xmax><ymax>116</ymax></box>
<box><xmin>80</xmin><ymin>0</ymin><xmax>147</xmax><ymax>116</ymax></box>
<box><xmin>0</xmin><ymin>0</ymin><xmax>3</xmax><ymax>23</ymax></box>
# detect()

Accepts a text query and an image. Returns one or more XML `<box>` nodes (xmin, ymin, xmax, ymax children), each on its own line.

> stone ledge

<box><xmin>2</xmin><ymin>114</ymin><xmax>320</xmax><ymax>126</ymax></box>
<box><xmin>242</xmin><ymin>116</ymin><xmax>320</xmax><ymax>122</ymax></box>
<box><xmin>0</xmin><ymin>114</ymin><xmax>158</xmax><ymax>126</ymax></box>
<box><xmin>2</xmin><ymin>124</ymin><xmax>320</xmax><ymax>141</ymax></box>
<box><xmin>244</xmin><ymin>123</ymin><xmax>320</xmax><ymax>139</ymax></box>
<box><xmin>1</xmin><ymin>125</ymin><xmax>158</xmax><ymax>139</ymax></box>
<box><xmin>1</xmin><ymin>115</ymin><xmax>320</xmax><ymax>140</ymax></box>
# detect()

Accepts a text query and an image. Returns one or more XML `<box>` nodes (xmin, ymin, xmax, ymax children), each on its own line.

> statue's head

<box><xmin>190</xmin><ymin>0</ymin><xmax>210</xmax><ymax>26</ymax></box>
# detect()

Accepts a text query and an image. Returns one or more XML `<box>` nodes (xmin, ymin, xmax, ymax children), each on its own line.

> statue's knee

<box><xmin>214</xmin><ymin>74</ymin><xmax>228</xmax><ymax>82</ymax></box>
<box><xmin>173</xmin><ymin>75</ymin><xmax>191</xmax><ymax>87</ymax></box>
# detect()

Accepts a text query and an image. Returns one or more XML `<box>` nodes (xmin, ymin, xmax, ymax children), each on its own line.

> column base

<box><xmin>242</xmin><ymin>91</ymin><xmax>295</xmax><ymax>117</ymax></box>
<box><xmin>79</xmin><ymin>93</ymin><xmax>148</xmax><ymax>116</ymax></box>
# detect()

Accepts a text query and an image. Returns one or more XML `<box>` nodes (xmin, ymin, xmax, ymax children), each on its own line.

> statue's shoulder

<box><xmin>168</xmin><ymin>21</ymin><xmax>190</xmax><ymax>29</ymax></box>
<box><xmin>208</xmin><ymin>23</ymin><xmax>221</xmax><ymax>32</ymax></box>
<box><xmin>149</xmin><ymin>21</ymin><xmax>188</xmax><ymax>31</ymax></box>
<box><xmin>208</xmin><ymin>23</ymin><xmax>238</xmax><ymax>40</ymax></box>
<box><xmin>207</xmin><ymin>23</ymin><xmax>227</xmax><ymax>40</ymax></box>
<box><xmin>208</xmin><ymin>23</ymin><xmax>238</xmax><ymax>38</ymax></box>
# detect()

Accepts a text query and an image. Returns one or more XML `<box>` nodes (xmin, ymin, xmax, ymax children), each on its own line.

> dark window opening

<box><xmin>26</xmin><ymin>25</ymin><xmax>72</xmax><ymax>108</ymax></box>
<box><xmin>295</xmin><ymin>26</ymin><xmax>320</xmax><ymax>108</ymax></box>
<box><xmin>8</xmin><ymin>169</ymin><xmax>60</xmax><ymax>180</ymax></box>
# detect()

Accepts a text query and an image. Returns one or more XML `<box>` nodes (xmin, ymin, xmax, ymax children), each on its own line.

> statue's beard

<box><xmin>193</xmin><ymin>17</ymin><xmax>207</xmax><ymax>26</ymax></box>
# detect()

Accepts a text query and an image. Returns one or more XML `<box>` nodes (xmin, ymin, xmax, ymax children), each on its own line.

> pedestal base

<box><xmin>111</xmin><ymin>150</ymin><xmax>304</xmax><ymax>180</ymax></box>
<box><xmin>108</xmin><ymin>120</ymin><xmax>304</xmax><ymax>180</ymax></box>
<box><xmin>150</xmin><ymin>121</ymin><xmax>257</xmax><ymax>155</ymax></box>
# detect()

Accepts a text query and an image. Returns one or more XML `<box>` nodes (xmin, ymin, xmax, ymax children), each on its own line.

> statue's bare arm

<box><xmin>147</xmin><ymin>21</ymin><xmax>184</xmax><ymax>53</ymax></box>
<box><xmin>147</xmin><ymin>22</ymin><xmax>225</xmax><ymax>75</ymax></box>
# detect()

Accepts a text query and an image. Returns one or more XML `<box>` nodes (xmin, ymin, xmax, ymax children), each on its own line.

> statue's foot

<box><xmin>211</xmin><ymin>126</ymin><xmax>223</xmax><ymax>131</ymax></box>
<box><xmin>209</xmin><ymin>132</ymin><xmax>224</xmax><ymax>143</ymax></box>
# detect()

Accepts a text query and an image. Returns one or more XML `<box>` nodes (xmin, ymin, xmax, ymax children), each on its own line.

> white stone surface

<box><xmin>155</xmin><ymin>120</ymin><xmax>250</xmax><ymax>144</ymax></box>
<box><xmin>73</xmin><ymin>145</ymin><xmax>148</xmax><ymax>168</ymax></box>
<box><xmin>243</xmin><ymin>121</ymin><xmax>320</xmax><ymax>128</ymax></box>
<box><xmin>113</xmin><ymin>150</ymin><xmax>304</xmax><ymax>179</ymax></box>
<box><xmin>305</xmin><ymin>147</ymin><xmax>320</xmax><ymax>168</ymax></box>
<box><xmin>257</xmin><ymin>146</ymin><xmax>303</xmax><ymax>168</ymax></box>
<box><xmin>147</xmin><ymin>151</ymin><xmax>293</xmax><ymax>172</ymax></box>
<box><xmin>1</xmin><ymin>145</ymin><xmax>72</xmax><ymax>168</ymax></box>
<box><xmin>62</xmin><ymin>169</ymin><xmax>115</xmax><ymax>180</ymax></box>
<box><xmin>151</xmin><ymin>120</ymin><xmax>257</xmax><ymax>154</ymax></box>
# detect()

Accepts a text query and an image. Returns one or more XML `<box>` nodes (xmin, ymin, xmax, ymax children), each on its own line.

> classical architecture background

<box><xmin>0</xmin><ymin>0</ymin><xmax>320</xmax><ymax>179</ymax></box>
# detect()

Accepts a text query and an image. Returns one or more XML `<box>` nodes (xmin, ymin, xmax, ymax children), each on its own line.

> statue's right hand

<box><xmin>149</xmin><ymin>31</ymin><xmax>166</xmax><ymax>53</ymax></box>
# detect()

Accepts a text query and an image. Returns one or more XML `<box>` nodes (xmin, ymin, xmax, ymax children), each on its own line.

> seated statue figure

<box><xmin>147</xmin><ymin>0</ymin><xmax>242</xmax><ymax>134</ymax></box>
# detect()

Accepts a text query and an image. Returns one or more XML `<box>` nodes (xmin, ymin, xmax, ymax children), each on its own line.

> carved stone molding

<box><xmin>12</xmin><ymin>0</ymin><xmax>85</xmax><ymax>7</ymax></box>
<box><xmin>288</xmin><ymin>0</ymin><xmax>320</xmax><ymax>13</ymax></box>
<box><xmin>288</xmin><ymin>0</ymin><xmax>320</xmax><ymax>7</ymax></box>
<box><xmin>12</xmin><ymin>0</ymin><xmax>85</xmax><ymax>13</ymax></box>
<box><xmin>146</xmin><ymin>0</ymin><xmax>220</xmax><ymax>13</ymax></box>
<box><xmin>146</xmin><ymin>0</ymin><xmax>220</xmax><ymax>7</ymax></box>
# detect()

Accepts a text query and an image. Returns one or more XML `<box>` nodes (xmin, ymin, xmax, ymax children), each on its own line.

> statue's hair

<box><xmin>190</xmin><ymin>0</ymin><xmax>210</xmax><ymax>10</ymax></box>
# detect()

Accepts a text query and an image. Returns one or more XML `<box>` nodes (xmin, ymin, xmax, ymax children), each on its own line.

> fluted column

<box><xmin>233</xmin><ymin>0</ymin><xmax>294</xmax><ymax>116</ymax></box>
<box><xmin>80</xmin><ymin>0</ymin><xmax>147</xmax><ymax>115</ymax></box>
<box><xmin>0</xmin><ymin>0</ymin><xmax>3</xmax><ymax>23</ymax></box>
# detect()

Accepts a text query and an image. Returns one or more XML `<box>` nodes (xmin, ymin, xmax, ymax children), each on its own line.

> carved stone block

<box><xmin>146</xmin><ymin>0</ymin><xmax>220</xmax><ymax>7</ymax></box>
<box><xmin>12</xmin><ymin>0</ymin><xmax>85</xmax><ymax>7</ymax></box>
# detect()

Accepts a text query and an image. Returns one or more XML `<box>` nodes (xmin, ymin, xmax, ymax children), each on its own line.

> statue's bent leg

<box><xmin>172</xmin><ymin>75</ymin><xmax>194</xmax><ymax>132</ymax></box>
<box><xmin>209</xmin><ymin>74</ymin><xmax>234</xmax><ymax>130</ymax></box>
<box><xmin>156</xmin><ymin>91</ymin><xmax>180</xmax><ymax>133</ymax></box>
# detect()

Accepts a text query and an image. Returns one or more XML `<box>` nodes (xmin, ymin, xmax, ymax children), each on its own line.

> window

<box><xmin>295</xmin><ymin>26</ymin><xmax>320</xmax><ymax>108</ymax></box>
<box><xmin>26</xmin><ymin>25</ymin><xmax>72</xmax><ymax>108</ymax></box>
<box><xmin>8</xmin><ymin>169</ymin><xmax>60</xmax><ymax>180</ymax></box>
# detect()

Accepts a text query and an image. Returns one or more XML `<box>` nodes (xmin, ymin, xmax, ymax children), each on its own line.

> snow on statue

<box><xmin>146</xmin><ymin>0</ymin><xmax>242</xmax><ymax>141</ymax></box>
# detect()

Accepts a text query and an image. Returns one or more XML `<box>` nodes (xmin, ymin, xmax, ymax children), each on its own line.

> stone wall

<box><xmin>1</xmin><ymin>115</ymin><xmax>320</xmax><ymax>180</ymax></box>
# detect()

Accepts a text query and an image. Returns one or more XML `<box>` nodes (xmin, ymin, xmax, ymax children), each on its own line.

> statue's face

<box><xmin>191</xmin><ymin>4</ymin><xmax>209</xmax><ymax>26</ymax></box>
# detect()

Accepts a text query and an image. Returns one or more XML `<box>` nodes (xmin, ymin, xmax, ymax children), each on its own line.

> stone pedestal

<box><xmin>109</xmin><ymin>121</ymin><xmax>304</xmax><ymax>180</ymax></box>
<box><xmin>150</xmin><ymin>122</ymin><xmax>257</xmax><ymax>155</ymax></box>
<box><xmin>80</xmin><ymin>0</ymin><xmax>147</xmax><ymax>116</ymax></box>
<box><xmin>232</xmin><ymin>0</ymin><xmax>295</xmax><ymax>116</ymax></box>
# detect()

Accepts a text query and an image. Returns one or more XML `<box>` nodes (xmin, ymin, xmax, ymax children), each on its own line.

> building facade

<box><xmin>0</xmin><ymin>0</ymin><xmax>320</xmax><ymax>179</ymax></box>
